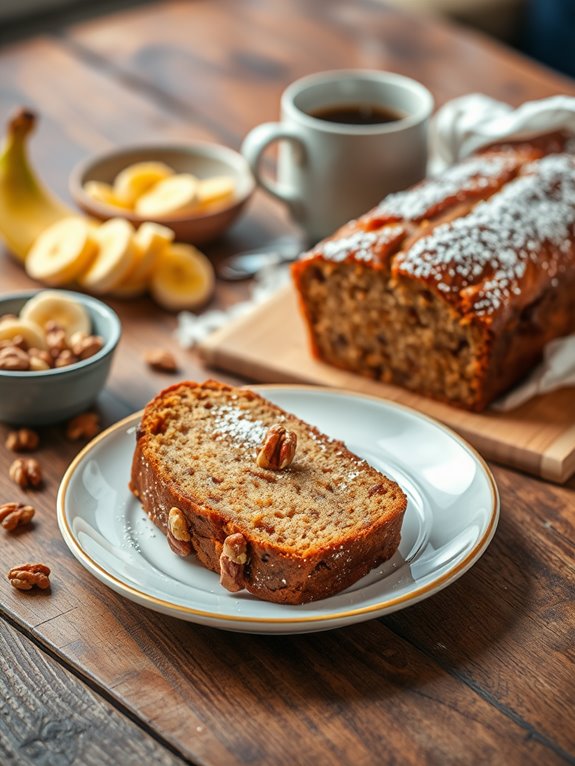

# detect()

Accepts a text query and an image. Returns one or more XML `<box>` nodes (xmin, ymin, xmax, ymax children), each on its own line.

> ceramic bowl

<box><xmin>70</xmin><ymin>143</ymin><xmax>255</xmax><ymax>245</ymax></box>
<box><xmin>0</xmin><ymin>290</ymin><xmax>121</xmax><ymax>426</ymax></box>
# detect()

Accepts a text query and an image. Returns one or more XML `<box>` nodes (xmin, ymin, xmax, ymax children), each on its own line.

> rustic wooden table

<box><xmin>1</xmin><ymin>2</ymin><xmax>574</xmax><ymax>765</ymax></box>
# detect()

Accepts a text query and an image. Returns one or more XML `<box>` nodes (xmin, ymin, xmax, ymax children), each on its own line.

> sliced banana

<box><xmin>111</xmin><ymin>223</ymin><xmax>175</xmax><ymax>298</ymax></box>
<box><xmin>26</xmin><ymin>217</ymin><xmax>98</xmax><ymax>286</ymax></box>
<box><xmin>196</xmin><ymin>176</ymin><xmax>236</xmax><ymax>208</ymax></box>
<box><xmin>150</xmin><ymin>243</ymin><xmax>215</xmax><ymax>311</ymax></box>
<box><xmin>20</xmin><ymin>290</ymin><xmax>91</xmax><ymax>339</ymax></box>
<box><xmin>113</xmin><ymin>161</ymin><xmax>174</xmax><ymax>206</ymax></box>
<box><xmin>84</xmin><ymin>181</ymin><xmax>132</xmax><ymax>210</ymax></box>
<box><xmin>79</xmin><ymin>217</ymin><xmax>137</xmax><ymax>294</ymax></box>
<box><xmin>132</xmin><ymin>222</ymin><xmax>175</xmax><ymax>282</ymax></box>
<box><xmin>0</xmin><ymin>317</ymin><xmax>47</xmax><ymax>350</ymax></box>
<box><xmin>135</xmin><ymin>174</ymin><xmax>199</xmax><ymax>218</ymax></box>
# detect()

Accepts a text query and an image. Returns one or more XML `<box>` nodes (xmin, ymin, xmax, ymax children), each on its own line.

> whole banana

<box><xmin>0</xmin><ymin>108</ymin><xmax>73</xmax><ymax>262</ymax></box>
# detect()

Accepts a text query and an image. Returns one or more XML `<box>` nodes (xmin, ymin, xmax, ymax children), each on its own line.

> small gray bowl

<box><xmin>0</xmin><ymin>290</ymin><xmax>121</xmax><ymax>426</ymax></box>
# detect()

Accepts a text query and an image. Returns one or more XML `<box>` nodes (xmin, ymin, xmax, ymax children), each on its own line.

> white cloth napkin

<box><xmin>177</xmin><ymin>94</ymin><xmax>575</xmax><ymax>411</ymax></box>
<box><xmin>492</xmin><ymin>336</ymin><xmax>575</xmax><ymax>410</ymax></box>
<box><xmin>430</xmin><ymin>93</ymin><xmax>575</xmax><ymax>169</ymax></box>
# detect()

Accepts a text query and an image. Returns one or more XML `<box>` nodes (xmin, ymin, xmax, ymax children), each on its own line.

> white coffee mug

<box><xmin>241</xmin><ymin>70</ymin><xmax>434</xmax><ymax>242</ymax></box>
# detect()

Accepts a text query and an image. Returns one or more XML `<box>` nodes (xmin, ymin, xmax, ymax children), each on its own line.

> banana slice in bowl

<box><xmin>113</xmin><ymin>161</ymin><xmax>174</xmax><ymax>206</ymax></box>
<box><xmin>20</xmin><ymin>290</ymin><xmax>91</xmax><ymax>339</ymax></box>
<box><xmin>0</xmin><ymin>317</ymin><xmax>48</xmax><ymax>349</ymax></box>
<box><xmin>135</xmin><ymin>174</ymin><xmax>199</xmax><ymax>218</ymax></box>
<box><xmin>70</xmin><ymin>143</ymin><xmax>255</xmax><ymax>245</ymax></box>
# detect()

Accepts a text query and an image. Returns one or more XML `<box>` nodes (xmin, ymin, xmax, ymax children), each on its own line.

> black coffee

<box><xmin>310</xmin><ymin>103</ymin><xmax>405</xmax><ymax>125</ymax></box>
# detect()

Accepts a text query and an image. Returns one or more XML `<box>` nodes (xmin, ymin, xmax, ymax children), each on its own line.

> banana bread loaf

<box><xmin>130</xmin><ymin>380</ymin><xmax>407</xmax><ymax>604</ymax></box>
<box><xmin>291</xmin><ymin>136</ymin><xmax>575</xmax><ymax>411</ymax></box>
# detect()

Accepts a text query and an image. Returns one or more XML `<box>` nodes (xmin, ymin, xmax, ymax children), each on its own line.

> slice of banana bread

<box><xmin>130</xmin><ymin>380</ymin><xmax>407</xmax><ymax>604</ymax></box>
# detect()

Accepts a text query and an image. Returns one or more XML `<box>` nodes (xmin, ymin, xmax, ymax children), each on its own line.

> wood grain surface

<box><xmin>0</xmin><ymin>1</ymin><xmax>574</xmax><ymax>765</ymax></box>
<box><xmin>0</xmin><ymin>618</ymin><xmax>187</xmax><ymax>766</ymax></box>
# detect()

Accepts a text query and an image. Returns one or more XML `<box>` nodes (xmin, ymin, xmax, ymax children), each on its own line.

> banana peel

<box><xmin>0</xmin><ymin>109</ymin><xmax>73</xmax><ymax>262</ymax></box>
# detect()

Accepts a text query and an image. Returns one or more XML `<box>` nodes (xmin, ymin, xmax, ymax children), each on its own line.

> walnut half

<box><xmin>256</xmin><ymin>425</ymin><xmax>297</xmax><ymax>470</ymax></box>
<box><xmin>219</xmin><ymin>532</ymin><xmax>248</xmax><ymax>592</ymax></box>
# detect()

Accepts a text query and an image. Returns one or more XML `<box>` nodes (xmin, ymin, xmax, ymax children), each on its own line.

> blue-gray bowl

<box><xmin>0</xmin><ymin>290</ymin><xmax>121</xmax><ymax>425</ymax></box>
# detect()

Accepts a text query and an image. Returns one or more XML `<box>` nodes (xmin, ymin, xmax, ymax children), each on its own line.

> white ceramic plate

<box><xmin>57</xmin><ymin>386</ymin><xmax>499</xmax><ymax>634</ymax></box>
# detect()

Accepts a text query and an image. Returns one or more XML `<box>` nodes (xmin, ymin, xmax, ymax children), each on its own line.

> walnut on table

<box><xmin>66</xmin><ymin>412</ymin><xmax>101</xmax><ymax>441</ymax></box>
<box><xmin>144</xmin><ymin>349</ymin><xmax>179</xmax><ymax>373</ymax></box>
<box><xmin>0</xmin><ymin>502</ymin><xmax>35</xmax><ymax>531</ymax></box>
<box><xmin>5</xmin><ymin>428</ymin><xmax>40</xmax><ymax>452</ymax></box>
<box><xmin>7</xmin><ymin>563</ymin><xmax>50</xmax><ymax>591</ymax></box>
<box><xmin>9</xmin><ymin>458</ymin><xmax>43</xmax><ymax>489</ymax></box>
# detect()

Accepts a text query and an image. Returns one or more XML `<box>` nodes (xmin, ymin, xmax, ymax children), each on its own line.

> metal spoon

<box><xmin>218</xmin><ymin>236</ymin><xmax>304</xmax><ymax>281</ymax></box>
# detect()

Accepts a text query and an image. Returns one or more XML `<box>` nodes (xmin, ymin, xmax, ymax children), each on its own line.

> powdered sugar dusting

<box><xmin>210</xmin><ymin>405</ymin><xmax>269</xmax><ymax>448</ymax></box>
<box><xmin>397</xmin><ymin>154</ymin><xmax>575</xmax><ymax>316</ymax></box>
<box><xmin>372</xmin><ymin>154</ymin><xmax>518</xmax><ymax>222</ymax></box>
<box><xmin>312</xmin><ymin>225</ymin><xmax>405</xmax><ymax>264</ymax></box>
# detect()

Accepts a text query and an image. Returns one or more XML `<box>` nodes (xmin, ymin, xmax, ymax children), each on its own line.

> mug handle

<box><xmin>241</xmin><ymin>123</ymin><xmax>306</xmax><ymax>214</ymax></box>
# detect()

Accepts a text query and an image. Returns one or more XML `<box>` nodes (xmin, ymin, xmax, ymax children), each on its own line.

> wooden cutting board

<box><xmin>198</xmin><ymin>284</ymin><xmax>575</xmax><ymax>483</ymax></box>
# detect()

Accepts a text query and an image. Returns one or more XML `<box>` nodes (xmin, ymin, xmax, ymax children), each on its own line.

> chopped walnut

<box><xmin>0</xmin><ymin>502</ymin><xmax>35</xmax><ymax>531</ymax></box>
<box><xmin>54</xmin><ymin>349</ymin><xmax>78</xmax><ymax>368</ymax></box>
<box><xmin>45</xmin><ymin>322</ymin><xmax>68</xmax><ymax>356</ymax></box>
<box><xmin>70</xmin><ymin>332</ymin><xmax>104</xmax><ymax>360</ymax></box>
<box><xmin>9</xmin><ymin>458</ymin><xmax>43</xmax><ymax>489</ymax></box>
<box><xmin>66</xmin><ymin>412</ymin><xmax>100</xmax><ymax>441</ymax></box>
<box><xmin>29</xmin><ymin>355</ymin><xmax>50</xmax><ymax>371</ymax></box>
<box><xmin>5</xmin><ymin>428</ymin><xmax>40</xmax><ymax>452</ymax></box>
<box><xmin>9</xmin><ymin>334</ymin><xmax>28</xmax><ymax>350</ymax></box>
<box><xmin>28</xmin><ymin>347</ymin><xmax>53</xmax><ymax>368</ymax></box>
<box><xmin>144</xmin><ymin>349</ymin><xmax>179</xmax><ymax>373</ymax></box>
<box><xmin>219</xmin><ymin>532</ymin><xmax>248</xmax><ymax>592</ymax></box>
<box><xmin>256</xmin><ymin>425</ymin><xmax>297</xmax><ymax>470</ymax></box>
<box><xmin>0</xmin><ymin>346</ymin><xmax>30</xmax><ymax>371</ymax></box>
<box><xmin>8</xmin><ymin>563</ymin><xmax>50</xmax><ymax>591</ymax></box>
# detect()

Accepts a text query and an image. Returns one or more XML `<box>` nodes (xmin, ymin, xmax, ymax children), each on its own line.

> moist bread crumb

<box><xmin>130</xmin><ymin>380</ymin><xmax>407</xmax><ymax>604</ymax></box>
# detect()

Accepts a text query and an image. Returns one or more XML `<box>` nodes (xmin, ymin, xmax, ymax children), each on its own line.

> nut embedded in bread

<box><xmin>130</xmin><ymin>380</ymin><xmax>407</xmax><ymax>604</ymax></box>
<box><xmin>292</xmin><ymin>137</ymin><xmax>575</xmax><ymax>411</ymax></box>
